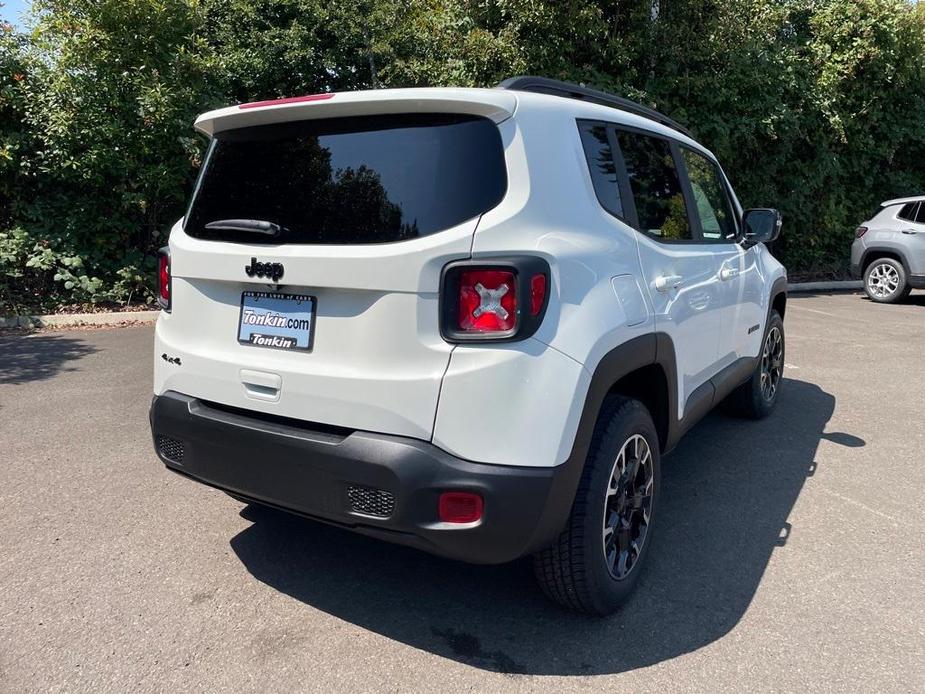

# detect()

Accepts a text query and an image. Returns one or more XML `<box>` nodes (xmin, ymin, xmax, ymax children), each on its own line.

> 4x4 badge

<box><xmin>245</xmin><ymin>257</ymin><xmax>285</xmax><ymax>283</ymax></box>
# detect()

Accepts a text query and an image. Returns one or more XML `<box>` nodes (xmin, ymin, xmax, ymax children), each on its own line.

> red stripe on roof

<box><xmin>239</xmin><ymin>93</ymin><xmax>335</xmax><ymax>110</ymax></box>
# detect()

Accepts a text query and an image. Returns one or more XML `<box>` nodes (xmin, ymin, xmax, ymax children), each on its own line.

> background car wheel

<box><xmin>533</xmin><ymin>395</ymin><xmax>660</xmax><ymax>616</ymax></box>
<box><xmin>723</xmin><ymin>310</ymin><xmax>785</xmax><ymax>420</ymax></box>
<box><xmin>864</xmin><ymin>258</ymin><xmax>910</xmax><ymax>303</ymax></box>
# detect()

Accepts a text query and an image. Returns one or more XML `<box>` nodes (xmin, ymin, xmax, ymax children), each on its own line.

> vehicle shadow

<box><xmin>229</xmin><ymin>378</ymin><xmax>854</xmax><ymax>675</ymax></box>
<box><xmin>858</xmin><ymin>293</ymin><xmax>925</xmax><ymax>307</ymax></box>
<box><xmin>0</xmin><ymin>334</ymin><xmax>98</xmax><ymax>385</ymax></box>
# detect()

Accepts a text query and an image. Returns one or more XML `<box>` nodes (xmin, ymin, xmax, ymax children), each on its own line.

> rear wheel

<box><xmin>864</xmin><ymin>258</ymin><xmax>910</xmax><ymax>303</ymax></box>
<box><xmin>533</xmin><ymin>396</ymin><xmax>660</xmax><ymax>615</ymax></box>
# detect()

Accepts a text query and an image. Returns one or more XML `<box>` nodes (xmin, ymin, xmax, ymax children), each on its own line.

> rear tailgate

<box><xmin>157</xmin><ymin>222</ymin><xmax>473</xmax><ymax>439</ymax></box>
<box><xmin>155</xmin><ymin>94</ymin><xmax>514</xmax><ymax>440</ymax></box>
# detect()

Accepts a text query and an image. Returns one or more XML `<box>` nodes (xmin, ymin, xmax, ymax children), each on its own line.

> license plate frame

<box><xmin>237</xmin><ymin>291</ymin><xmax>316</xmax><ymax>352</ymax></box>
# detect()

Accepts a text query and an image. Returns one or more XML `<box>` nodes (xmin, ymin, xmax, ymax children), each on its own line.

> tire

<box><xmin>533</xmin><ymin>396</ymin><xmax>660</xmax><ymax>615</ymax></box>
<box><xmin>724</xmin><ymin>310</ymin><xmax>784</xmax><ymax>420</ymax></box>
<box><xmin>864</xmin><ymin>257</ymin><xmax>910</xmax><ymax>303</ymax></box>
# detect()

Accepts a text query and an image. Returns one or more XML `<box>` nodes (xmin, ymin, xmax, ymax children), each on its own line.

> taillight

<box><xmin>458</xmin><ymin>270</ymin><xmax>516</xmax><ymax>332</ymax></box>
<box><xmin>530</xmin><ymin>274</ymin><xmax>547</xmax><ymax>316</ymax></box>
<box><xmin>438</xmin><ymin>492</ymin><xmax>483</xmax><ymax>524</ymax></box>
<box><xmin>157</xmin><ymin>248</ymin><xmax>171</xmax><ymax>311</ymax></box>
<box><xmin>855</xmin><ymin>226</ymin><xmax>868</xmax><ymax>238</ymax></box>
<box><xmin>440</xmin><ymin>257</ymin><xmax>550</xmax><ymax>342</ymax></box>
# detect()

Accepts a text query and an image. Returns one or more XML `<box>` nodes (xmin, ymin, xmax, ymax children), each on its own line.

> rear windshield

<box><xmin>185</xmin><ymin>113</ymin><xmax>507</xmax><ymax>244</ymax></box>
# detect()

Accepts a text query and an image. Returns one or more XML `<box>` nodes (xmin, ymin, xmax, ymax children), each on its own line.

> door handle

<box><xmin>719</xmin><ymin>266</ymin><xmax>740</xmax><ymax>281</ymax></box>
<box><xmin>901</xmin><ymin>229</ymin><xmax>919</xmax><ymax>234</ymax></box>
<box><xmin>654</xmin><ymin>274</ymin><xmax>684</xmax><ymax>292</ymax></box>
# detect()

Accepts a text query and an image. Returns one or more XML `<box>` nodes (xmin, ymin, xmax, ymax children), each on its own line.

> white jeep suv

<box><xmin>149</xmin><ymin>77</ymin><xmax>787</xmax><ymax>615</ymax></box>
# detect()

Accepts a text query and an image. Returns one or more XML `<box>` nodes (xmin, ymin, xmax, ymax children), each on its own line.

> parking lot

<box><xmin>1</xmin><ymin>292</ymin><xmax>923</xmax><ymax>692</ymax></box>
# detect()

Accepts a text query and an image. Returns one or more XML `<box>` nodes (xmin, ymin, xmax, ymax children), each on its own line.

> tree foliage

<box><xmin>2</xmin><ymin>0</ymin><xmax>925</xmax><ymax>311</ymax></box>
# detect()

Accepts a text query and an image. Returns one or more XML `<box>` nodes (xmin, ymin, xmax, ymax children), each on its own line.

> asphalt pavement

<box><xmin>1</xmin><ymin>292</ymin><xmax>923</xmax><ymax>692</ymax></box>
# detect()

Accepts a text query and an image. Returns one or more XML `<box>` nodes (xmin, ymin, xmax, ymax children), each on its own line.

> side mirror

<box><xmin>742</xmin><ymin>208</ymin><xmax>782</xmax><ymax>245</ymax></box>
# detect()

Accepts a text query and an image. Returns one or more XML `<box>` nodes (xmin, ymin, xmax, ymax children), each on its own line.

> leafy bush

<box><xmin>2</xmin><ymin>0</ymin><xmax>218</xmax><ymax>311</ymax></box>
<box><xmin>2</xmin><ymin>0</ymin><xmax>925</xmax><ymax>313</ymax></box>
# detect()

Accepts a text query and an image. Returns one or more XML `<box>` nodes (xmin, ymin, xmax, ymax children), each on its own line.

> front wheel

<box><xmin>533</xmin><ymin>396</ymin><xmax>660</xmax><ymax>615</ymax></box>
<box><xmin>724</xmin><ymin>310</ymin><xmax>784</xmax><ymax>419</ymax></box>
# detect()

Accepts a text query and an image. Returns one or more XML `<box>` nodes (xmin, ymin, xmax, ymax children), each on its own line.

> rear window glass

<box><xmin>185</xmin><ymin>114</ymin><xmax>507</xmax><ymax>244</ymax></box>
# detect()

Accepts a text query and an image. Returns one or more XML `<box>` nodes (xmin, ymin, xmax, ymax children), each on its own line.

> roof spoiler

<box><xmin>194</xmin><ymin>88</ymin><xmax>517</xmax><ymax>137</ymax></box>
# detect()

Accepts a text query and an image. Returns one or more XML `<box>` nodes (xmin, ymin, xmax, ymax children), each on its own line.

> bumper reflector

<box><xmin>438</xmin><ymin>492</ymin><xmax>483</xmax><ymax>524</ymax></box>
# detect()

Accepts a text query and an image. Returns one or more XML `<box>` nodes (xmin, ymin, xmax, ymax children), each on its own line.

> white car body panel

<box><xmin>432</xmin><ymin>340</ymin><xmax>590</xmax><ymax>467</ymax></box>
<box><xmin>155</xmin><ymin>214</ymin><xmax>478</xmax><ymax>440</ymax></box>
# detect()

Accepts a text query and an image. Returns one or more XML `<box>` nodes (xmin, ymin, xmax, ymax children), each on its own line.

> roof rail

<box><xmin>497</xmin><ymin>76</ymin><xmax>692</xmax><ymax>138</ymax></box>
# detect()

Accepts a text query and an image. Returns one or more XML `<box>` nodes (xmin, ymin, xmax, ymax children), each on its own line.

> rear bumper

<box><xmin>149</xmin><ymin>391</ymin><xmax>578</xmax><ymax>564</ymax></box>
<box><xmin>849</xmin><ymin>238</ymin><xmax>864</xmax><ymax>278</ymax></box>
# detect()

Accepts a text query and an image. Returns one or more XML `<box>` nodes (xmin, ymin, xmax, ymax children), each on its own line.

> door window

<box><xmin>616</xmin><ymin>130</ymin><xmax>692</xmax><ymax>241</ymax></box>
<box><xmin>680</xmin><ymin>148</ymin><xmax>739</xmax><ymax>241</ymax></box>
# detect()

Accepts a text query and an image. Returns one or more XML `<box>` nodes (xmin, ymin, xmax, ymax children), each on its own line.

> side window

<box><xmin>898</xmin><ymin>202</ymin><xmax>918</xmax><ymax>222</ymax></box>
<box><xmin>680</xmin><ymin>148</ymin><xmax>739</xmax><ymax>241</ymax></box>
<box><xmin>578</xmin><ymin>121</ymin><xmax>624</xmax><ymax>219</ymax></box>
<box><xmin>915</xmin><ymin>203</ymin><xmax>925</xmax><ymax>224</ymax></box>
<box><xmin>616</xmin><ymin>130</ymin><xmax>692</xmax><ymax>241</ymax></box>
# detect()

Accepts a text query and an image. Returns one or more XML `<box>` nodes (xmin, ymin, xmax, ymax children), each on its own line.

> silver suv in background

<box><xmin>852</xmin><ymin>196</ymin><xmax>925</xmax><ymax>302</ymax></box>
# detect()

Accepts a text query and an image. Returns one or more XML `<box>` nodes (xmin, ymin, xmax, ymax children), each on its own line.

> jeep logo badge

<box><xmin>245</xmin><ymin>257</ymin><xmax>285</xmax><ymax>283</ymax></box>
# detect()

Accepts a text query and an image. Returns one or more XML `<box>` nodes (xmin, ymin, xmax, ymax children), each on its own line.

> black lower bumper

<box><xmin>149</xmin><ymin>392</ymin><xmax>578</xmax><ymax>564</ymax></box>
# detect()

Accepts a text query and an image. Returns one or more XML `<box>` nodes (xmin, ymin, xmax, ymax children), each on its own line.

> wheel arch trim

<box><xmin>860</xmin><ymin>247</ymin><xmax>912</xmax><ymax>277</ymax></box>
<box><xmin>769</xmin><ymin>277</ymin><xmax>787</xmax><ymax>323</ymax></box>
<box><xmin>531</xmin><ymin>333</ymin><xmax>679</xmax><ymax>553</ymax></box>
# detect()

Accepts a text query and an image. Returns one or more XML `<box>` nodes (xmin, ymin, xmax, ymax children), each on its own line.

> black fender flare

<box><xmin>859</xmin><ymin>247</ymin><xmax>913</xmax><ymax>277</ymax></box>
<box><xmin>527</xmin><ymin>333</ymin><xmax>679</xmax><ymax>553</ymax></box>
<box><xmin>768</xmin><ymin>276</ymin><xmax>787</xmax><ymax>324</ymax></box>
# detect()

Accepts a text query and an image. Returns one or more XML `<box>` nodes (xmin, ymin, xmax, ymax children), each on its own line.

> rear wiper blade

<box><xmin>204</xmin><ymin>219</ymin><xmax>287</xmax><ymax>236</ymax></box>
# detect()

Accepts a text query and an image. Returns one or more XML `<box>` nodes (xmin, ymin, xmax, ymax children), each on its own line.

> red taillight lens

<box><xmin>438</xmin><ymin>492</ymin><xmax>483</xmax><ymax>524</ymax></box>
<box><xmin>530</xmin><ymin>273</ymin><xmax>547</xmax><ymax>316</ymax></box>
<box><xmin>440</xmin><ymin>258</ymin><xmax>549</xmax><ymax>343</ymax></box>
<box><xmin>855</xmin><ymin>226</ymin><xmax>868</xmax><ymax>238</ymax></box>
<box><xmin>458</xmin><ymin>270</ymin><xmax>516</xmax><ymax>332</ymax></box>
<box><xmin>157</xmin><ymin>250</ymin><xmax>171</xmax><ymax>311</ymax></box>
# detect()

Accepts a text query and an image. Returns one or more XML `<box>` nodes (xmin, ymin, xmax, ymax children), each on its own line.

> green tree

<box><xmin>4</xmin><ymin>0</ymin><xmax>219</xmax><ymax>309</ymax></box>
<box><xmin>3</xmin><ymin>0</ymin><xmax>925</xmax><ymax>312</ymax></box>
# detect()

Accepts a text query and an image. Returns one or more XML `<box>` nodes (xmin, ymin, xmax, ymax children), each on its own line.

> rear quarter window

<box><xmin>578</xmin><ymin>121</ymin><xmax>624</xmax><ymax>219</ymax></box>
<box><xmin>185</xmin><ymin>114</ymin><xmax>507</xmax><ymax>244</ymax></box>
<box><xmin>897</xmin><ymin>202</ymin><xmax>919</xmax><ymax>222</ymax></box>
